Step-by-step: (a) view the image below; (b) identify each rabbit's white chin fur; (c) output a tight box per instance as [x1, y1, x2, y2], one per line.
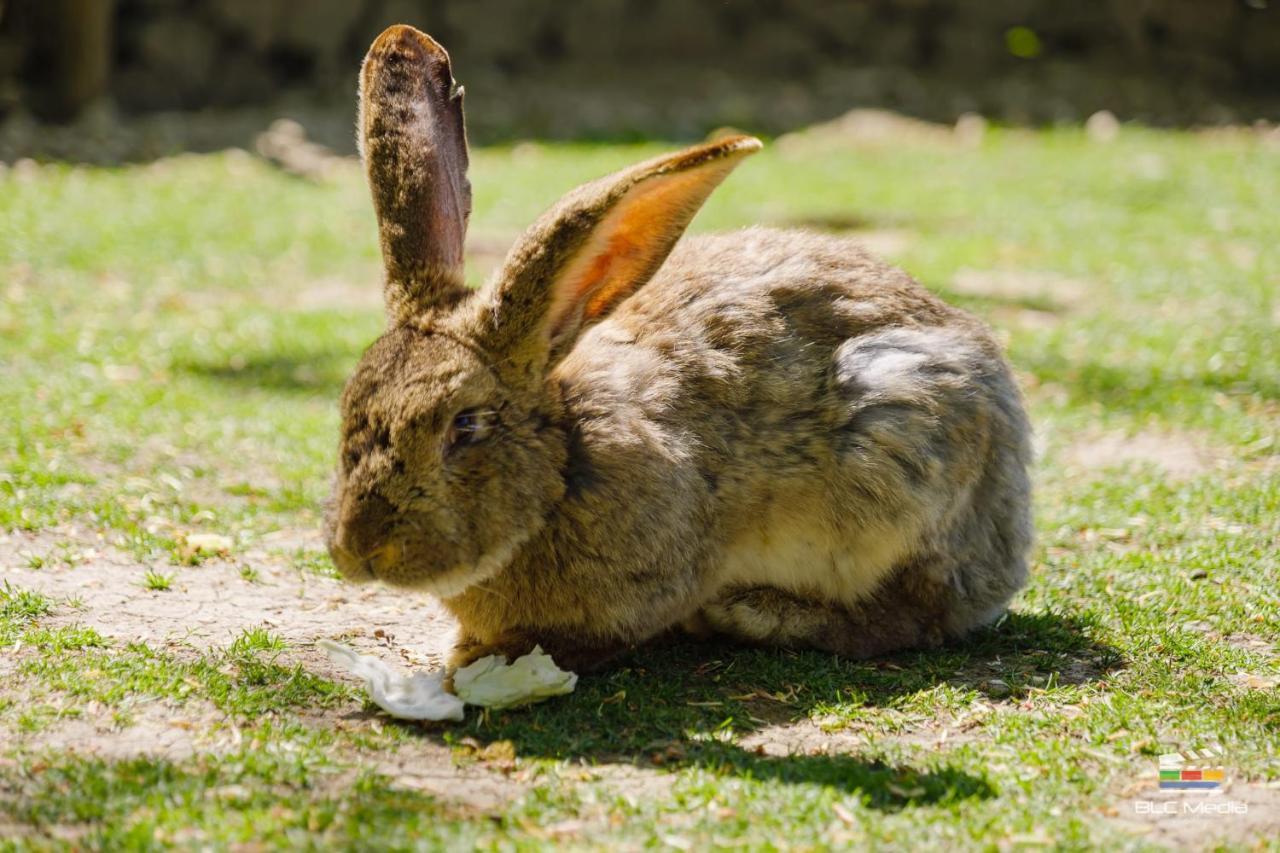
[419, 534, 529, 599]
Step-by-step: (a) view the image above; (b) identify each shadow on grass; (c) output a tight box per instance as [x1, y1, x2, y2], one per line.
[766, 207, 922, 233]
[773, 212, 884, 232]
[930, 286, 1066, 315]
[179, 353, 354, 395]
[379, 610, 1120, 808]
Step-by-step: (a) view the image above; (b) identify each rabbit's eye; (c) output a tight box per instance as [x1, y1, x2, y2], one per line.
[445, 408, 498, 451]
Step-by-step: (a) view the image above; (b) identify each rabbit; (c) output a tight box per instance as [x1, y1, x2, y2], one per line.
[325, 25, 1034, 674]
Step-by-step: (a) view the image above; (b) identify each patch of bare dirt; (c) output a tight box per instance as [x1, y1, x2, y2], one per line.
[776, 109, 981, 152]
[5, 697, 225, 762]
[289, 277, 383, 312]
[948, 268, 1091, 311]
[740, 699, 1009, 759]
[254, 119, 351, 182]
[1222, 633, 1279, 661]
[281, 232, 517, 309]
[463, 231, 520, 281]
[845, 229, 915, 258]
[1106, 781, 1280, 850]
[367, 746, 531, 812]
[934, 268, 1098, 333]
[1180, 624, 1279, 668]
[739, 718, 926, 758]
[0, 526, 688, 814]
[1194, 122, 1280, 150]
[0, 528, 458, 665]
[1061, 429, 1223, 480]
[755, 208, 919, 262]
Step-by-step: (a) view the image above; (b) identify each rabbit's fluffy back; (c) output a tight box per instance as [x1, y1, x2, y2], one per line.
[446, 226, 1032, 648]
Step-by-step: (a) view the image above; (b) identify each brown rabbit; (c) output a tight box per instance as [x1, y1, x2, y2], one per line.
[325, 25, 1034, 673]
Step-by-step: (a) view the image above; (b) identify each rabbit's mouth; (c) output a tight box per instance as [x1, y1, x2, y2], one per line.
[417, 532, 529, 599]
[331, 522, 535, 596]
[329, 541, 391, 584]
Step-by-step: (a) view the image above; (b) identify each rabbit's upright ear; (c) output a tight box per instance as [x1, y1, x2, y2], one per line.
[360, 26, 471, 322]
[480, 136, 761, 371]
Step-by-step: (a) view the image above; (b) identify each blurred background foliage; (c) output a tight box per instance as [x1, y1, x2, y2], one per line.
[1, 0, 1279, 162]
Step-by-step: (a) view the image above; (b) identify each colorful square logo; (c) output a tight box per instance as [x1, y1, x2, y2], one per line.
[1158, 750, 1226, 791]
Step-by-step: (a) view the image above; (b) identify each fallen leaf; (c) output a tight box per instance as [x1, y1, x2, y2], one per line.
[1228, 672, 1279, 691]
[479, 740, 516, 765]
[183, 533, 232, 554]
[888, 783, 926, 799]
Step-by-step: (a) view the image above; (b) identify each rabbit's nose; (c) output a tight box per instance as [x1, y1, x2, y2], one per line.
[330, 543, 374, 582]
[334, 492, 396, 563]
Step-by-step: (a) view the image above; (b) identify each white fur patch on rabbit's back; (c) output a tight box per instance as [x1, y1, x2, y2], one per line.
[706, 324, 1000, 613]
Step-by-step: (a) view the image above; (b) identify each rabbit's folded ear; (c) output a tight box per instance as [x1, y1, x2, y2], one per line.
[360, 26, 471, 322]
[479, 135, 761, 370]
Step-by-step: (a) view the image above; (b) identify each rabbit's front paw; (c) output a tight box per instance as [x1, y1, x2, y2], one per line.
[447, 632, 536, 670]
[448, 630, 626, 674]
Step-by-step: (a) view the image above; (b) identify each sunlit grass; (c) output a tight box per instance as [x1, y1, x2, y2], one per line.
[0, 126, 1276, 848]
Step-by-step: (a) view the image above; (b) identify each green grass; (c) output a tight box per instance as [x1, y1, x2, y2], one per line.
[12, 623, 352, 726]
[1, 125, 1277, 849]
[141, 569, 173, 591]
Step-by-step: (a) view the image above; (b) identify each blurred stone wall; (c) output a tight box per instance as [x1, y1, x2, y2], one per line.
[3, 0, 1278, 141]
